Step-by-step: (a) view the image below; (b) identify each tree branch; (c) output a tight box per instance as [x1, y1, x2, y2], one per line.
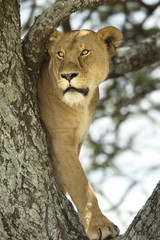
[22, 0, 115, 75]
[22, 0, 160, 79]
[109, 32, 160, 78]
[114, 181, 160, 240]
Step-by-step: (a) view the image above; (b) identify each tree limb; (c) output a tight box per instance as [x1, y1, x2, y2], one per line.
[22, 0, 115, 75]
[114, 181, 160, 240]
[22, 0, 160, 79]
[109, 32, 160, 78]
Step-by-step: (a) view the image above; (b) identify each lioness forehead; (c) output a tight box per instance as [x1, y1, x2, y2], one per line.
[73, 29, 93, 36]
[57, 30, 97, 49]
[64, 29, 93, 37]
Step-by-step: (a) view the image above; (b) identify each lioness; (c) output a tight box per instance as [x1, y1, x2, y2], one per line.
[38, 26, 122, 239]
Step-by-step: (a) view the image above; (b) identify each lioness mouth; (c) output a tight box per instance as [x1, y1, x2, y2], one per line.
[63, 87, 89, 96]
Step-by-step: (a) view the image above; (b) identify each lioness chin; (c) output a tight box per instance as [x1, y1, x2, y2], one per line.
[38, 26, 122, 240]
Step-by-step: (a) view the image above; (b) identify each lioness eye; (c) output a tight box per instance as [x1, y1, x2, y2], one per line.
[81, 49, 90, 56]
[57, 51, 64, 59]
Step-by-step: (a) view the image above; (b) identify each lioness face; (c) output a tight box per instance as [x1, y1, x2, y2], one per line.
[47, 27, 122, 106]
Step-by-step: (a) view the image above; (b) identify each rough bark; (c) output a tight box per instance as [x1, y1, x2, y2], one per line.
[0, 0, 160, 240]
[114, 181, 160, 240]
[109, 32, 160, 78]
[0, 0, 87, 239]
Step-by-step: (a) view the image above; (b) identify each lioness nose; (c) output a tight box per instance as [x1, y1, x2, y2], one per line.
[61, 73, 79, 82]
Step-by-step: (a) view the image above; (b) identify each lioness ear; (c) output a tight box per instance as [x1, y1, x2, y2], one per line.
[46, 30, 63, 50]
[97, 26, 122, 56]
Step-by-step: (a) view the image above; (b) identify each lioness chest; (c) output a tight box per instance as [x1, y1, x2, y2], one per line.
[74, 107, 92, 146]
[54, 102, 93, 151]
[38, 76, 96, 154]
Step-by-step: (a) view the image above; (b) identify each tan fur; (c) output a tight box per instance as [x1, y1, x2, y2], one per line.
[38, 26, 122, 240]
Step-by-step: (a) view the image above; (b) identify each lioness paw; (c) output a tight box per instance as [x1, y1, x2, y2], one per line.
[86, 216, 119, 240]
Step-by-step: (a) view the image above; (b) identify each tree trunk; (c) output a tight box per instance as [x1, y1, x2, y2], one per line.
[0, 1, 87, 239]
[0, 0, 160, 239]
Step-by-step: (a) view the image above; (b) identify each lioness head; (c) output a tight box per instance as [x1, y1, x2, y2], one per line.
[47, 27, 122, 106]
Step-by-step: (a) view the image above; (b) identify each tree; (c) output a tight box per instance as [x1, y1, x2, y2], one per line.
[0, 0, 160, 239]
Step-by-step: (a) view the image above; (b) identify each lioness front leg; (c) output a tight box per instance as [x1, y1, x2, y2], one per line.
[81, 213, 119, 240]
[52, 141, 119, 240]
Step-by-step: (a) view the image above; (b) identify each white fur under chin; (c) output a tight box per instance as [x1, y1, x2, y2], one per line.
[62, 92, 85, 107]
